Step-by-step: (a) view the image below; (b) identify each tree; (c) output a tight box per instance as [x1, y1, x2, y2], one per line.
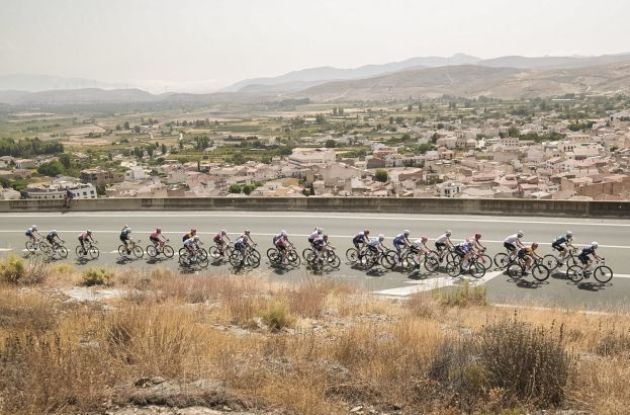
[59, 153, 72, 169]
[231, 153, 246, 165]
[123, 121, 130, 130]
[133, 125, 141, 134]
[242, 184, 254, 195]
[315, 114, 326, 124]
[228, 184, 242, 193]
[374, 169, 388, 183]
[325, 139, 336, 148]
[161, 143, 167, 155]
[37, 160, 64, 177]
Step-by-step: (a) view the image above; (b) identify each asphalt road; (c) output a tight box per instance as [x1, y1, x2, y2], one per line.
[1, 210, 630, 311]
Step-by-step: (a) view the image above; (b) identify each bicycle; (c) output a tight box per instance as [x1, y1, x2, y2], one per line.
[445, 251, 486, 279]
[566, 259, 613, 284]
[146, 239, 174, 258]
[179, 245, 209, 269]
[179, 243, 207, 261]
[506, 256, 550, 282]
[46, 240, 68, 259]
[542, 248, 579, 271]
[345, 244, 366, 264]
[229, 245, 261, 268]
[118, 239, 144, 259]
[360, 247, 395, 270]
[208, 243, 233, 262]
[25, 238, 47, 255]
[493, 247, 522, 269]
[405, 248, 440, 272]
[268, 247, 301, 268]
[305, 246, 341, 270]
[75, 241, 100, 259]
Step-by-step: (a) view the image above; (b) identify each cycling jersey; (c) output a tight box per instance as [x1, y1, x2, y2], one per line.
[213, 233, 224, 244]
[367, 238, 382, 248]
[393, 234, 407, 245]
[183, 238, 196, 248]
[517, 246, 536, 259]
[25, 228, 35, 237]
[47, 231, 58, 239]
[435, 234, 449, 244]
[120, 228, 131, 240]
[312, 236, 326, 250]
[454, 242, 472, 256]
[150, 232, 160, 241]
[78, 232, 91, 241]
[503, 234, 520, 245]
[308, 231, 319, 243]
[182, 232, 193, 242]
[353, 232, 367, 246]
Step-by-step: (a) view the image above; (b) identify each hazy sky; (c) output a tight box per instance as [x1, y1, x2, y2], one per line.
[1, 0, 629, 91]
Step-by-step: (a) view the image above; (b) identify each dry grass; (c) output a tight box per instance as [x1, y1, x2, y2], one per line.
[0, 265, 630, 414]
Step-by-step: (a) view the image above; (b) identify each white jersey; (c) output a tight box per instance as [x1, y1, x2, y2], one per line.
[435, 234, 449, 244]
[504, 234, 520, 244]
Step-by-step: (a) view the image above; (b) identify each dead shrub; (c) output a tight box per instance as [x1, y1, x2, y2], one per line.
[258, 298, 295, 331]
[81, 268, 114, 287]
[434, 282, 487, 307]
[407, 292, 437, 318]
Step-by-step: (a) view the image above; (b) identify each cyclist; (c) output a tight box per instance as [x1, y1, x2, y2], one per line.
[578, 242, 604, 273]
[78, 230, 95, 255]
[551, 231, 575, 263]
[454, 239, 474, 269]
[411, 236, 430, 254]
[352, 229, 370, 250]
[234, 230, 256, 255]
[393, 230, 411, 261]
[435, 230, 452, 252]
[120, 224, 132, 254]
[516, 242, 542, 274]
[150, 228, 167, 249]
[184, 235, 201, 255]
[213, 230, 231, 256]
[470, 233, 487, 254]
[366, 234, 386, 255]
[503, 231, 525, 260]
[25, 225, 40, 244]
[46, 229, 64, 249]
[273, 230, 292, 260]
[182, 228, 197, 243]
[307, 228, 322, 246]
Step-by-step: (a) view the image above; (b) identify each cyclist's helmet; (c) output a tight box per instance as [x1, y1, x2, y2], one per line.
[403, 230, 410, 236]
[32, 225, 37, 230]
[591, 241, 599, 249]
[445, 229, 452, 236]
[156, 228, 162, 234]
[221, 229, 227, 236]
[378, 234, 385, 241]
[317, 228, 323, 235]
[51, 229, 57, 234]
[474, 233, 482, 240]
[86, 230, 92, 235]
[566, 230, 573, 238]
[364, 229, 370, 235]
[193, 235, 200, 241]
[281, 230, 287, 237]
[323, 235, 329, 241]
[517, 231, 524, 238]
[421, 236, 428, 243]
[532, 242, 539, 249]
[191, 228, 197, 234]
[244, 230, 250, 235]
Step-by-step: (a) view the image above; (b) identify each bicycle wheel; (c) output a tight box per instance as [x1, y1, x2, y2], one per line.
[532, 264, 550, 282]
[179, 251, 190, 266]
[594, 265, 613, 283]
[493, 253, 510, 269]
[39, 243, 52, 255]
[288, 250, 301, 267]
[478, 254, 492, 270]
[75, 245, 85, 257]
[132, 245, 144, 258]
[302, 248, 313, 260]
[88, 246, 100, 259]
[346, 248, 358, 263]
[209, 246, 223, 259]
[405, 252, 419, 268]
[380, 252, 397, 269]
[507, 263, 524, 280]
[327, 253, 341, 268]
[163, 245, 174, 258]
[178, 247, 186, 257]
[247, 252, 261, 268]
[445, 261, 461, 277]
[146, 245, 157, 258]
[268, 250, 281, 265]
[424, 255, 440, 272]
[542, 255, 559, 271]
[229, 251, 243, 267]
[118, 245, 128, 257]
[566, 265, 584, 282]
[250, 249, 261, 263]
[469, 261, 486, 279]
[57, 246, 68, 259]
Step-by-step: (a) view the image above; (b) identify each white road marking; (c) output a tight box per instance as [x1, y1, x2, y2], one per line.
[0, 248, 13, 252]
[1, 211, 629, 228]
[374, 271, 503, 297]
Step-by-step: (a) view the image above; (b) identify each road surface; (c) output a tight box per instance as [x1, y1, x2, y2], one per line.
[1, 210, 629, 311]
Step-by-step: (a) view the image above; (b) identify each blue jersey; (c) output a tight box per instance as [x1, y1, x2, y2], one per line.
[554, 236, 568, 245]
[393, 234, 407, 245]
[47, 231, 58, 239]
[353, 232, 367, 244]
[456, 242, 472, 253]
[25, 227, 35, 236]
[580, 247, 596, 257]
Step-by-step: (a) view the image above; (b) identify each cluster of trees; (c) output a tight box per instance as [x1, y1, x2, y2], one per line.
[0, 137, 63, 157]
[228, 182, 261, 195]
[36, 153, 77, 177]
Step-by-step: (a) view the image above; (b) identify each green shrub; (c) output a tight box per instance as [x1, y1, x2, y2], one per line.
[81, 268, 113, 287]
[258, 299, 295, 331]
[0, 255, 26, 284]
[434, 282, 487, 307]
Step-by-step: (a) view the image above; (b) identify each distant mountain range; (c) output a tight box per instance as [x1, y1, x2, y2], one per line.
[2, 52, 630, 106]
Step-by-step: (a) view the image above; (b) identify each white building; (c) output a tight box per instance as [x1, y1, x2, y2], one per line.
[125, 166, 146, 181]
[436, 181, 463, 198]
[24, 183, 97, 200]
[289, 148, 336, 164]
